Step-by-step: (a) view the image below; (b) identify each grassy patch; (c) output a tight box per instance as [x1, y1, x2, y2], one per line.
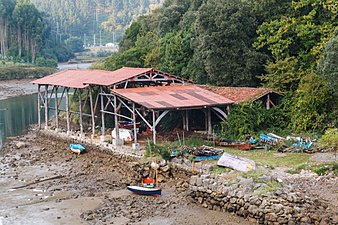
[0, 62, 55, 80]
[257, 180, 283, 195]
[242, 169, 268, 183]
[288, 162, 338, 175]
[222, 148, 311, 169]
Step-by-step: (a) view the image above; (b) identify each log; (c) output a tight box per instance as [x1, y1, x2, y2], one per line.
[11, 175, 64, 190]
[217, 153, 256, 172]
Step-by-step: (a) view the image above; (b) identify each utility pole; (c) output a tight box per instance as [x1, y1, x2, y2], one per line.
[99, 30, 102, 46]
[93, 34, 96, 46]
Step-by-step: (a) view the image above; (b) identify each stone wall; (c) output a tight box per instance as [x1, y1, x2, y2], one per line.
[189, 174, 337, 225]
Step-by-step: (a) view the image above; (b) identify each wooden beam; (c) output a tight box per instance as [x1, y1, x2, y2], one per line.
[207, 107, 212, 135]
[152, 110, 156, 145]
[66, 88, 70, 134]
[55, 86, 59, 130]
[133, 103, 137, 143]
[100, 87, 105, 137]
[78, 89, 84, 138]
[44, 85, 48, 130]
[37, 85, 41, 129]
[89, 86, 95, 137]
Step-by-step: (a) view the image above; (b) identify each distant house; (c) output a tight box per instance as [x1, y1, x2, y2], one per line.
[105, 43, 115, 47]
[199, 85, 282, 109]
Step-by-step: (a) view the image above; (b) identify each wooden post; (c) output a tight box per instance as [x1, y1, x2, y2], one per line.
[133, 103, 137, 143]
[78, 89, 84, 138]
[89, 86, 95, 137]
[182, 112, 186, 130]
[55, 86, 59, 131]
[155, 159, 158, 188]
[152, 110, 156, 145]
[266, 94, 271, 109]
[185, 110, 189, 131]
[204, 109, 208, 132]
[100, 86, 105, 140]
[44, 85, 48, 130]
[37, 85, 41, 129]
[66, 88, 70, 135]
[207, 107, 212, 135]
[114, 91, 120, 142]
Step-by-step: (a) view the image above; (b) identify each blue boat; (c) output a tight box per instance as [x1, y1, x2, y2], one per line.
[127, 186, 162, 196]
[195, 155, 222, 162]
[70, 144, 86, 155]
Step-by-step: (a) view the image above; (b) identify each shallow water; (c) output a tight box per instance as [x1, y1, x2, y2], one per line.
[0, 94, 58, 154]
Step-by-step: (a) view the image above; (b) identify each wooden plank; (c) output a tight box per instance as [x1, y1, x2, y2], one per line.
[217, 152, 256, 172]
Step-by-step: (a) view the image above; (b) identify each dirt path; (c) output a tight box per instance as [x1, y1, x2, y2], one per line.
[0, 129, 253, 225]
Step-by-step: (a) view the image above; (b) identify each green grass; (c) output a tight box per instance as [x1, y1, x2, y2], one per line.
[288, 162, 338, 175]
[222, 148, 311, 169]
[0, 62, 56, 80]
[257, 180, 283, 195]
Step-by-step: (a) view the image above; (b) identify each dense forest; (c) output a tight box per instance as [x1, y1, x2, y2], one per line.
[0, 0, 164, 63]
[30, 0, 164, 45]
[98, 0, 338, 135]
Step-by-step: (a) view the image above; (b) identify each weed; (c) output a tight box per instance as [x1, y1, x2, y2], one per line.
[257, 180, 283, 195]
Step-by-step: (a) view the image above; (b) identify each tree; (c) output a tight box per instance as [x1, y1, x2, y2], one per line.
[194, 0, 267, 86]
[65, 36, 84, 53]
[318, 29, 338, 97]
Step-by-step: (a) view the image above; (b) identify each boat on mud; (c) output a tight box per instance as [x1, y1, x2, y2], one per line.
[127, 186, 161, 196]
[70, 144, 86, 155]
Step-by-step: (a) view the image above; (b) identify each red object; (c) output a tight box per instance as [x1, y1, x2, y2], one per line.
[111, 85, 233, 110]
[142, 177, 155, 184]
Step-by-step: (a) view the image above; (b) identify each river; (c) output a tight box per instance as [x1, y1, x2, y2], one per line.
[0, 62, 91, 153]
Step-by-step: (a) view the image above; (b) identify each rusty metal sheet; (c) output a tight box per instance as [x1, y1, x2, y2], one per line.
[198, 85, 280, 103]
[84, 67, 153, 86]
[111, 85, 234, 110]
[31, 69, 113, 89]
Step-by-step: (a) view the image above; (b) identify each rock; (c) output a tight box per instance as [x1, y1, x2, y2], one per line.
[161, 165, 170, 172]
[16, 142, 27, 149]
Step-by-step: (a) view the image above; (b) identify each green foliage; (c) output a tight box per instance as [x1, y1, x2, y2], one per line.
[35, 57, 57, 68]
[289, 162, 338, 176]
[222, 102, 289, 139]
[318, 29, 338, 97]
[65, 37, 84, 53]
[318, 128, 338, 154]
[0, 63, 55, 80]
[290, 72, 334, 132]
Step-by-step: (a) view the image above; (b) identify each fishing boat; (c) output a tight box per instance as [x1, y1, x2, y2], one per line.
[127, 186, 161, 195]
[70, 144, 86, 155]
[118, 121, 140, 132]
[127, 161, 162, 196]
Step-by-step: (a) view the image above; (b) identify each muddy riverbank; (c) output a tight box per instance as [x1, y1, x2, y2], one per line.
[0, 128, 252, 225]
[0, 79, 37, 100]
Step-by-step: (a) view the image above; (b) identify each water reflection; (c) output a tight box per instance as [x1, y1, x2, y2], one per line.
[0, 94, 58, 154]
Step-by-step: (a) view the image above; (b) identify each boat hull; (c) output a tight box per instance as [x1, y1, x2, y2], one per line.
[127, 186, 161, 196]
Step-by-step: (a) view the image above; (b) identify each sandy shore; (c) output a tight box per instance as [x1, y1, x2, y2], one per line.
[0, 79, 37, 100]
[0, 129, 253, 225]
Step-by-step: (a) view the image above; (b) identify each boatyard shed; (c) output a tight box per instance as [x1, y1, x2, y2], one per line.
[32, 67, 233, 145]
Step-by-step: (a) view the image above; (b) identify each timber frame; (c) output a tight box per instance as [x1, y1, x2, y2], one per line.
[35, 67, 231, 146]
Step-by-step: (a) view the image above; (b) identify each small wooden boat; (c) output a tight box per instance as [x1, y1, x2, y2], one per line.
[70, 144, 86, 155]
[127, 186, 161, 196]
[118, 121, 140, 132]
[218, 142, 250, 151]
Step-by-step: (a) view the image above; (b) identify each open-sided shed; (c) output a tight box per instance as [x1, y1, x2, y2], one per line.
[32, 67, 233, 145]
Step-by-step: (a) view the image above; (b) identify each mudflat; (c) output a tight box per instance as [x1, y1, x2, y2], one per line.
[0, 129, 253, 225]
[0, 79, 37, 100]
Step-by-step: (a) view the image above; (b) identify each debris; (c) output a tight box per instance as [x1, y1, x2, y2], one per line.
[217, 152, 256, 172]
[11, 175, 64, 189]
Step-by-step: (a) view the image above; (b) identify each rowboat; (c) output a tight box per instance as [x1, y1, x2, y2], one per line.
[218, 142, 251, 151]
[70, 144, 85, 155]
[127, 186, 161, 195]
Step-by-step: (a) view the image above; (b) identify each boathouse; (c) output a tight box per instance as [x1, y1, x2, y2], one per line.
[31, 67, 233, 145]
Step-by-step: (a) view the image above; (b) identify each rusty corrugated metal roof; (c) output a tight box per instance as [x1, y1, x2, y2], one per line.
[84, 67, 153, 86]
[31, 69, 113, 88]
[198, 85, 281, 103]
[111, 85, 234, 110]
